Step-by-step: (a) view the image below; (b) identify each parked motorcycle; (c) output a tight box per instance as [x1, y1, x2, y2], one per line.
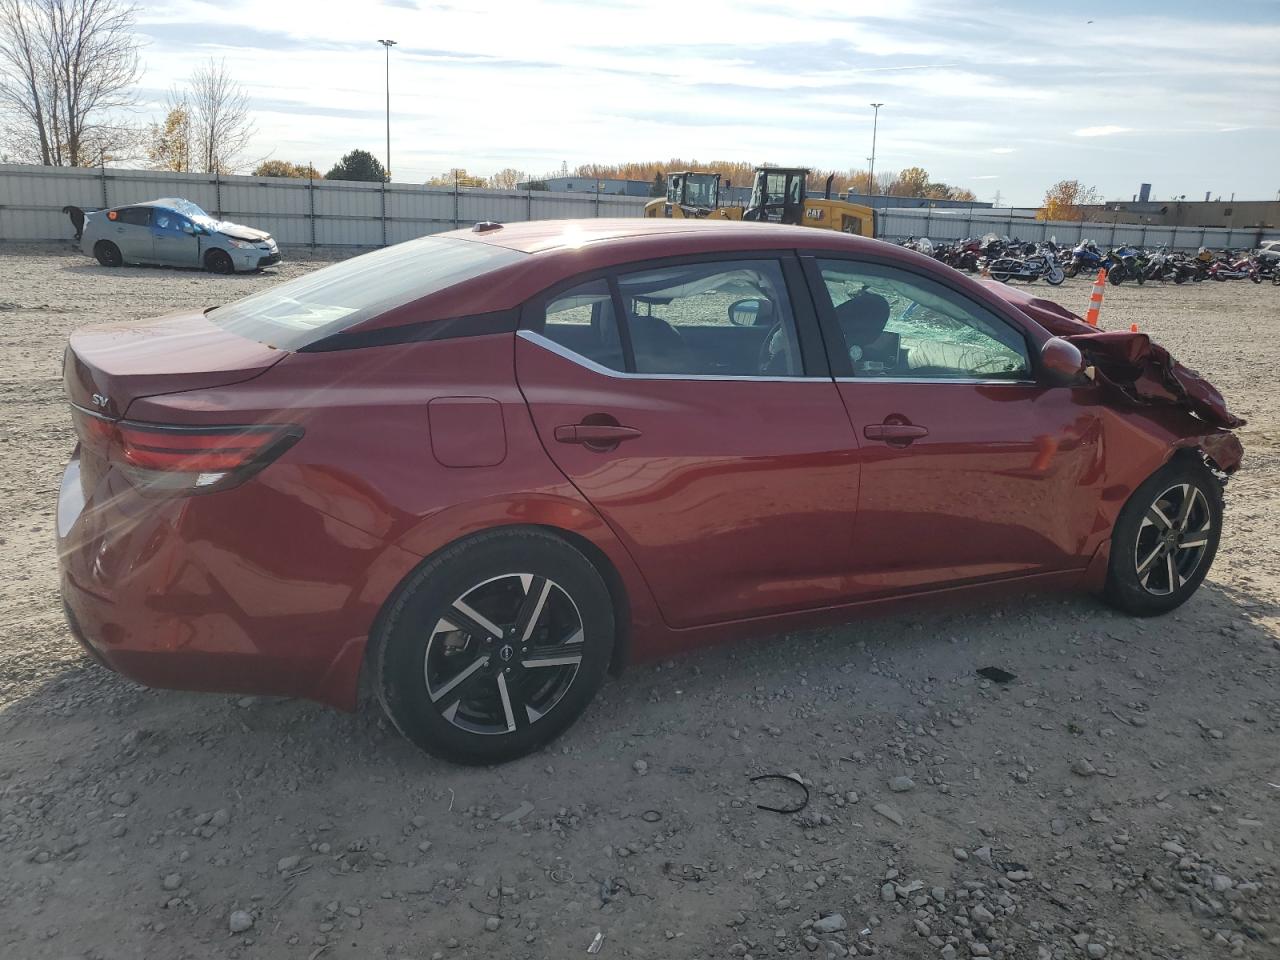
[1106, 246, 1146, 285]
[1067, 240, 1106, 278]
[987, 244, 1066, 285]
[1209, 256, 1262, 283]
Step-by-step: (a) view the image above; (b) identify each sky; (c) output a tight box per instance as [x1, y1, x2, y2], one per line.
[128, 0, 1280, 206]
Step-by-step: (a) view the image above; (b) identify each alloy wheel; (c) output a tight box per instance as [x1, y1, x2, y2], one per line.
[1133, 483, 1213, 596]
[424, 574, 584, 735]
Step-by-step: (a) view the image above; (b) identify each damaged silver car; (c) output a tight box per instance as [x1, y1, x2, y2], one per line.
[80, 198, 281, 274]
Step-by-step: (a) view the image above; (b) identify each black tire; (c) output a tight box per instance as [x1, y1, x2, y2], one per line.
[94, 241, 122, 267]
[1066, 263, 1080, 278]
[205, 249, 235, 274]
[1104, 458, 1222, 617]
[371, 528, 615, 765]
[1109, 269, 1124, 285]
[991, 271, 1011, 283]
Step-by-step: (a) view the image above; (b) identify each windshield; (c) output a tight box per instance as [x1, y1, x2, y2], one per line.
[208, 236, 525, 349]
[158, 198, 218, 229]
[750, 172, 790, 209]
[685, 175, 718, 209]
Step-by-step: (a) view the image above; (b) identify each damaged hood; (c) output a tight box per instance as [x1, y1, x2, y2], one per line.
[980, 281, 1245, 436]
[214, 221, 272, 242]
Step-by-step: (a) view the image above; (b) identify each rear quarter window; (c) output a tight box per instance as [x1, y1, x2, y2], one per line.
[207, 237, 525, 350]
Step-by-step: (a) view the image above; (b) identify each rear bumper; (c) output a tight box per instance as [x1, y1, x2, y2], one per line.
[55, 449, 399, 710]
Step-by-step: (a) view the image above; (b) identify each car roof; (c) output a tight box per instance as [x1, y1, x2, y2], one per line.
[438, 218, 879, 256]
[120, 198, 195, 210]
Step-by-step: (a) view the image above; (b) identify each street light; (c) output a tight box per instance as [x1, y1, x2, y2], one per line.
[377, 39, 397, 181]
[868, 103, 884, 197]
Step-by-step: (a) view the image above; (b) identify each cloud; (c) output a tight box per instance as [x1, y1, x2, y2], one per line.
[1074, 125, 1134, 137]
[991, 148, 1016, 154]
[971, 175, 999, 180]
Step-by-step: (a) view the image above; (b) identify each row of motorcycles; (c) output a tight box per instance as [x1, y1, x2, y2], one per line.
[899, 234, 1279, 286]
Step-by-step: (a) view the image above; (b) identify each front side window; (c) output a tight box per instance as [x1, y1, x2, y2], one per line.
[817, 259, 1030, 380]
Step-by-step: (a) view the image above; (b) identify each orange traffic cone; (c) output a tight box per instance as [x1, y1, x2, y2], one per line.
[1084, 268, 1107, 327]
[1130, 323, 1138, 333]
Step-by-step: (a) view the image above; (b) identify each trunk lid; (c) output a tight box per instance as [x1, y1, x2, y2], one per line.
[64, 309, 287, 420]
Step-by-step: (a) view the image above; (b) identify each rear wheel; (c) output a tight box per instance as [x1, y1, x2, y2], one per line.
[205, 249, 235, 274]
[372, 529, 615, 764]
[1104, 459, 1222, 617]
[94, 241, 122, 267]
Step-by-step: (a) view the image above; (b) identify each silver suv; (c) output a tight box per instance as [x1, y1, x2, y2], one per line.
[81, 198, 281, 273]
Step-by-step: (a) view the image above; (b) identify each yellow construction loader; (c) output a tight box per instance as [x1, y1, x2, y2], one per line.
[645, 167, 875, 237]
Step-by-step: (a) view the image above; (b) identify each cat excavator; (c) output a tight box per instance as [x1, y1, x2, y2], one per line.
[644, 166, 875, 238]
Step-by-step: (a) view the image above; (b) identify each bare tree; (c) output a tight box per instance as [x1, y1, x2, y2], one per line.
[0, 0, 140, 165]
[188, 58, 254, 174]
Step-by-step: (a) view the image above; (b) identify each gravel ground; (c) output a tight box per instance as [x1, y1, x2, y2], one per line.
[1, 242, 1278, 960]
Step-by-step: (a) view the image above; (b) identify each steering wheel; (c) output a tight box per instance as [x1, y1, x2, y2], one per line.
[757, 321, 795, 375]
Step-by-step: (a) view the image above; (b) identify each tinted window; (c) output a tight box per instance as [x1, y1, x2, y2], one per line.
[117, 207, 152, 226]
[208, 237, 525, 350]
[616, 260, 802, 376]
[153, 211, 192, 233]
[817, 260, 1029, 380]
[543, 280, 624, 371]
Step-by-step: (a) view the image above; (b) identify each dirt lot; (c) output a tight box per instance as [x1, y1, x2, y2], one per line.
[1, 242, 1278, 960]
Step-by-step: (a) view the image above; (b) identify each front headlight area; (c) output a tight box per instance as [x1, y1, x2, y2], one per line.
[226, 238, 257, 250]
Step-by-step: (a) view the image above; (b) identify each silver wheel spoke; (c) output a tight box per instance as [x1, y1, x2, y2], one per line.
[496, 672, 516, 733]
[445, 600, 504, 640]
[522, 651, 583, 669]
[1136, 543, 1164, 576]
[1179, 534, 1209, 550]
[1145, 504, 1174, 531]
[430, 655, 488, 703]
[1165, 551, 1178, 592]
[1173, 484, 1194, 529]
[516, 577, 552, 643]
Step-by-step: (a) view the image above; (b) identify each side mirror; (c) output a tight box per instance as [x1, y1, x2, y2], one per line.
[1040, 337, 1086, 386]
[728, 297, 764, 326]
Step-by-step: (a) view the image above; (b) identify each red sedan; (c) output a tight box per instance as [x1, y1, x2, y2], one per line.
[58, 220, 1243, 764]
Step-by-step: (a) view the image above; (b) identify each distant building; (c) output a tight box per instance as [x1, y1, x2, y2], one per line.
[1081, 197, 1278, 230]
[845, 193, 995, 211]
[518, 176, 653, 197]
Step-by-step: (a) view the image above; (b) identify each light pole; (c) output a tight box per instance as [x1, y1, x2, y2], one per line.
[868, 103, 884, 197]
[377, 39, 396, 181]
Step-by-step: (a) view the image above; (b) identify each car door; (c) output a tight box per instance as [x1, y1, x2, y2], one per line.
[151, 209, 201, 266]
[111, 206, 154, 262]
[516, 253, 860, 629]
[805, 255, 1104, 596]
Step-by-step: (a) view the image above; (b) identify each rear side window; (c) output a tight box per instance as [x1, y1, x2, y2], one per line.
[117, 207, 152, 226]
[208, 237, 524, 350]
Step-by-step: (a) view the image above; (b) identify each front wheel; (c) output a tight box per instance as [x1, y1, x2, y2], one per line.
[1109, 268, 1125, 285]
[1104, 459, 1222, 617]
[204, 249, 235, 274]
[1045, 266, 1066, 286]
[372, 529, 615, 764]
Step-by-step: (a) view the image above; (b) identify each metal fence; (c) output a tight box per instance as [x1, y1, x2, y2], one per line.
[4, 163, 1275, 253]
[874, 207, 1277, 253]
[0, 163, 650, 245]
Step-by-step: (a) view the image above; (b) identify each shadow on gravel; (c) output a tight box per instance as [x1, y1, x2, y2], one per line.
[3, 579, 1274, 771]
[57, 263, 280, 280]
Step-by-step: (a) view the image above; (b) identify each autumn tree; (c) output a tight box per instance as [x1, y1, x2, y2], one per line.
[486, 167, 526, 189]
[426, 168, 485, 187]
[325, 149, 385, 182]
[188, 58, 254, 173]
[1039, 179, 1101, 221]
[147, 94, 192, 172]
[254, 159, 319, 178]
[0, 0, 141, 166]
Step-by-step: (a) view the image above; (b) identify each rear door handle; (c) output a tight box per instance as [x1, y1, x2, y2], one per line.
[554, 424, 642, 445]
[864, 423, 929, 443]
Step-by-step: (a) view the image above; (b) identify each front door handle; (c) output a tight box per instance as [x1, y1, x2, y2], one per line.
[864, 423, 929, 444]
[554, 423, 642, 445]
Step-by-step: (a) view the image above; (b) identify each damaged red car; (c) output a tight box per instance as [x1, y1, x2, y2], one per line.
[57, 220, 1243, 763]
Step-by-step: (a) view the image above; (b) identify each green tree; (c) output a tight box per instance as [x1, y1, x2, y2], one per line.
[325, 149, 386, 182]
[254, 159, 319, 178]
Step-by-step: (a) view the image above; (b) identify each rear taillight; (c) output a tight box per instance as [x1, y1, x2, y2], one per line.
[71, 406, 301, 495]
